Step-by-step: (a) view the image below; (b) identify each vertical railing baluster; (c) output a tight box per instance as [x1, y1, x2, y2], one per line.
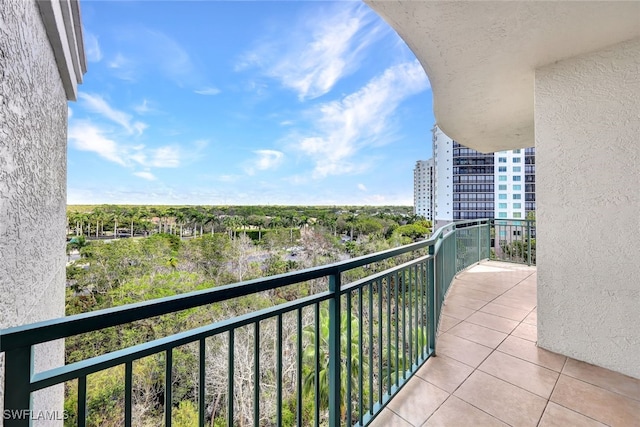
[358, 287, 363, 425]
[276, 314, 283, 427]
[408, 267, 413, 370]
[527, 220, 532, 266]
[420, 261, 426, 358]
[429, 245, 438, 356]
[386, 274, 391, 395]
[414, 264, 420, 365]
[346, 291, 353, 425]
[228, 329, 235, 427]
[478, 222, 481, 263]
[124, 362, 132, 427]
[394, 271, 399, 386]
[165, 349, 173, 427]
[254, 322, 260, 427]
[199, 339, 205, 427]
[314, 304, 320, 427]
[4, 346, 31, 427]
[78, 375, 87, 427]
[368, 281, 374, 415]
[401, 270, 406, 378]
[377, 278, 383, 404]
[328, 272, 342, 427]
[296, 308, 303, 427]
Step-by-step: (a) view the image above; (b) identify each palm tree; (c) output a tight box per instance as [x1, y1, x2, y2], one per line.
[302, 308, 368, 419]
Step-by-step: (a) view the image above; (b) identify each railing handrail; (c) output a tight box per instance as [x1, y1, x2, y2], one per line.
[0, 218, 487, 352]
[29, 253, 437, 394]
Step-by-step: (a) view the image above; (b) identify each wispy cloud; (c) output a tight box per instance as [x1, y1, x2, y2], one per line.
[290, 60, 429, 178]
[79, 93, 147, 135]
[68, 121, 127, 166]
[133, 171, 157, 181]
[134, 99, 153, 115]
[109, 27, 214, 90]
[244, 149, 284, 175]
[195, 87, 221, 96]
[358, 183, 367, 192]
[236, 3, 386, 101]
[68, 121, 197, 172]
[84, 32, 102, 63]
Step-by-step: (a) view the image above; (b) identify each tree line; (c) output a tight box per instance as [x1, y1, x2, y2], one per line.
[64, 205, 433, 426]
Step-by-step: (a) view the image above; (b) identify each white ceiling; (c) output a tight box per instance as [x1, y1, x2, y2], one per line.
[365, 1, 640, 152]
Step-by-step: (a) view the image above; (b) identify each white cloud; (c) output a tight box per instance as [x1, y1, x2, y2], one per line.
[68, 121, 185, 170]
[68, 106, 73, 118]
[78, 93, 147, 135]
[108, 53, 128, 69]
[237, 3, 386, 100]
[108, 53, 137, 81]
[84, 32, 102, 62]
[134, 99, 152, 115]
[112, 28, 206, 88]
[358, 183, 367, 192]
[68, 121, 127, 166]
[148, 146, 181, 168]
[133, 171, 157, 181]
[195, 87, 221, 96]
[290, 60, 429, 178]
[245, 149, 284, 175]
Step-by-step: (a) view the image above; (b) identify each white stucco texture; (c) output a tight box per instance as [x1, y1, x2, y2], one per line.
[365, 1, 640, 153]
[535, 38, 640, 380]
[0, 0, 79, 423]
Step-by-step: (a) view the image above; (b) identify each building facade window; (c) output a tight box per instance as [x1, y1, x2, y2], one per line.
[513, 176, 521, 181]
[498, 166, 507, 172]
[513, 212, 522, 218]
[513, 158, 521, 163]
[513, 185, 521, 190]
[513, 166, 521, 172]
[499, 203, 507, 209]
[498, 157, 507, 163]
[499, 175, 507, 181]
[499, 194, 507, 200]
[513, 203, 522, 209]
[513, 194, 521, 199]
[498, 184, 507, 190]
[498, 212, 507, 218]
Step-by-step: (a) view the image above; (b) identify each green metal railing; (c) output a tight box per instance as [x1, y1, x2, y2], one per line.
[491, 219, 536, 266]
[1, 219, 491, 427]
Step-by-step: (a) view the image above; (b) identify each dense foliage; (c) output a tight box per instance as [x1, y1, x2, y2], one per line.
[64, 205, 431, 426]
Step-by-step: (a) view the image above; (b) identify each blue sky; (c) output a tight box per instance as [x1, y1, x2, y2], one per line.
[68, 1, 435, 206]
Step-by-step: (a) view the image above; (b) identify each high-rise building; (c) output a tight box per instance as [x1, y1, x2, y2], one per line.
[430, 125, 535, 228]
[432, 125, 453, 226]
[413, 159, 434, 219]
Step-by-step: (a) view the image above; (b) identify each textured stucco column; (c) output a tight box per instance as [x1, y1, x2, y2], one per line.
[1, 0, 85, 424]
[535, 38, 640, 379]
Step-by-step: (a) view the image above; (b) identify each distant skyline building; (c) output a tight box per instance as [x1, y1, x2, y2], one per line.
[416, 125, 535, 228]
[413, 159, 434, 219]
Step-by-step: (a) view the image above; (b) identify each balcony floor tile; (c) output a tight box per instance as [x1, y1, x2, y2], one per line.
[371, 261, 640, 427]
[423, 396, 508, 427]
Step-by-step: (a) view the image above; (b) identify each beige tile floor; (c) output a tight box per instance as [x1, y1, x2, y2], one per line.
[370, 261, 640, 427]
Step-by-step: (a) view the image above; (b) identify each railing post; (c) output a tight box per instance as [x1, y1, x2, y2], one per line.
[427, 248, 436, 356]
[527, 220, 532, 266]
[328, 272, 341, 427]
[3, 346, 32, 427]
[487, 220, 492, 259]
[477, 222, 481, 263]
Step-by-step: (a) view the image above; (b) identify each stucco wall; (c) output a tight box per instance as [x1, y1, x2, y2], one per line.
[1, 0, 69, 423]
[535, 38, 640, 379]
